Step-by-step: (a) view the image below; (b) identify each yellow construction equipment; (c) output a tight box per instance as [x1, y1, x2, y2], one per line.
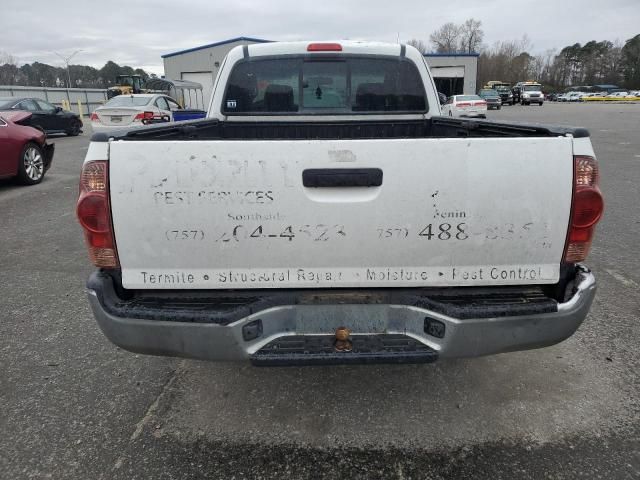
[107, 75, 145, 99]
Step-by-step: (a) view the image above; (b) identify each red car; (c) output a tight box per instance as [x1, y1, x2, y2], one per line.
[0, 111, 54, 184]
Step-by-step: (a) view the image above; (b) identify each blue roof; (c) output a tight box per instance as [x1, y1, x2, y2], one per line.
[424, 52, 480, 57]
[162, 37, 271, 58]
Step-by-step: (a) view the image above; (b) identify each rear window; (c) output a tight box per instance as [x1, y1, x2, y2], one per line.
[456, 95, 481, 101]
[105, 96, 152, 107]
[222, 56, 427, 114]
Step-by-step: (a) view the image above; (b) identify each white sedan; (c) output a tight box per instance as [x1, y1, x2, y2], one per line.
[441, 95, 487, 118]
[90, 94, 182, 132]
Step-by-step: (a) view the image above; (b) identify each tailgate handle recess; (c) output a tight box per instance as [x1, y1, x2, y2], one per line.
[302, 168, 383, 188]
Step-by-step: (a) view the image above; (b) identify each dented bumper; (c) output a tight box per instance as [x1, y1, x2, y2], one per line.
[86, 267, 596, 365]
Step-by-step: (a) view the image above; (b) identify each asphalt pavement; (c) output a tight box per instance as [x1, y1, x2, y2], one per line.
[1, 103, 639, 479]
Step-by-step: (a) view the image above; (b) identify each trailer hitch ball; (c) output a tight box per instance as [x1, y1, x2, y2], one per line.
[334, 326, 353, 352]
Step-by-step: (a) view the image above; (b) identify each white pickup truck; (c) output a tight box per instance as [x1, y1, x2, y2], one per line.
[78, 41, 603, 365]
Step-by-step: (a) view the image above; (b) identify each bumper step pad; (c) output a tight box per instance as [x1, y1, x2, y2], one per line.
[250, 334, 438, 366]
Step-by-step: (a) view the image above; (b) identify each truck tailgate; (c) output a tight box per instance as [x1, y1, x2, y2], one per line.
[109, 137, 573, 289]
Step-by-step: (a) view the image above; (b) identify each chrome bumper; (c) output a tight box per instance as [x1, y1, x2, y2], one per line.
[87, 269, 596, 364]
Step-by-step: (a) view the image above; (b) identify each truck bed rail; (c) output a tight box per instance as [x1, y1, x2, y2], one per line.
[90, 117, 589, 142]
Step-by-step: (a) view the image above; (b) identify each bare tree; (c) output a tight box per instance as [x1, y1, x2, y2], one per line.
[459, 19, 484, 54]
[407, 39, 428, 53]
[0, 51, 19, 85]
[519, 34, 533, 54]
[0, 51, 17, 66]
[606, 40, 624, 85]
[429, 22, 461, 53]
[478, 40, 529, 85]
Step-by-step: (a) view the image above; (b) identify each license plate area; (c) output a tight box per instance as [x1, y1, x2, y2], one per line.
[294, 304, 388, 334]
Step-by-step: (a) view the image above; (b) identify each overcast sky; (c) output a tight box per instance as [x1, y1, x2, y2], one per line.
[1, 0, 638, 75]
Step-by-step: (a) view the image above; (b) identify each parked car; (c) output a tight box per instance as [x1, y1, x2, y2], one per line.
[610, 91, 628, 97]
[567, 92, 584, 102]
[441, 95, 487, 118]
[477, 89, 502, 110]
[0, 110, 54, 184]
[609, 91, 634, 98]
[90, 94, 182, 133]
[78, 41, 603, 365]
[495, 86, 513, 105]
[0, 97, 83, 136]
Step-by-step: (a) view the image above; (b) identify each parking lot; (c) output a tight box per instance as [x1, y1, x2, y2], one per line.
[1, 102, 639, 479]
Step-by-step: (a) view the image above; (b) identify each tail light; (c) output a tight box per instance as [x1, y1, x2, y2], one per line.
[76, 161, 119, 268]
[474, 101, 487, 106]
[90, 112, 99, 122]
[307, 43, 342, 52]
[563, 156, 604, 262]
[457, 102, 471, 107]
[134, 111, 155, 121]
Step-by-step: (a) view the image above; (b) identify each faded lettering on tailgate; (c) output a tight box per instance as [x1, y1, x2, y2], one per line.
[109, 138, 572, 289]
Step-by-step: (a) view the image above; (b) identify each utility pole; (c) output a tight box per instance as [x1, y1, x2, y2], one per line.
[53, 50, 82, 88]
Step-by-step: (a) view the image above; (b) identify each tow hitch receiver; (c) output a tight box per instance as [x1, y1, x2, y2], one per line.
[334, 327, 352, 352]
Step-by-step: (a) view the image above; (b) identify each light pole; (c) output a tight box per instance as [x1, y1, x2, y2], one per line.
[53, 50, 82, 88]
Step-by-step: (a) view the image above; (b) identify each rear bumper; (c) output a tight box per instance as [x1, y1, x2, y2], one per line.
[459, 112, 486, 117]
[87, 268, 596, 365]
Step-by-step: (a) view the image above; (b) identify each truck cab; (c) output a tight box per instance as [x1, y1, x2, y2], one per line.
[513, 82, 544, 105]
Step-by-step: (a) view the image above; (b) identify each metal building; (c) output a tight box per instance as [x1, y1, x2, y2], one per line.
[162, 37, 479, 106]
[425, 53, 479, 97]
[162, 37, 270, 107]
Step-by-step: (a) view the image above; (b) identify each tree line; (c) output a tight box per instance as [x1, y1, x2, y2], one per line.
[2, 25, 639, 92]
[0, 53, 151, 89]
[408, 20, 640, 91]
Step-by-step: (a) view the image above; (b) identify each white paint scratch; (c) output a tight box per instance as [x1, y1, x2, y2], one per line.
[130, 360, 185, 441]
[605, 269, 640, 288]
